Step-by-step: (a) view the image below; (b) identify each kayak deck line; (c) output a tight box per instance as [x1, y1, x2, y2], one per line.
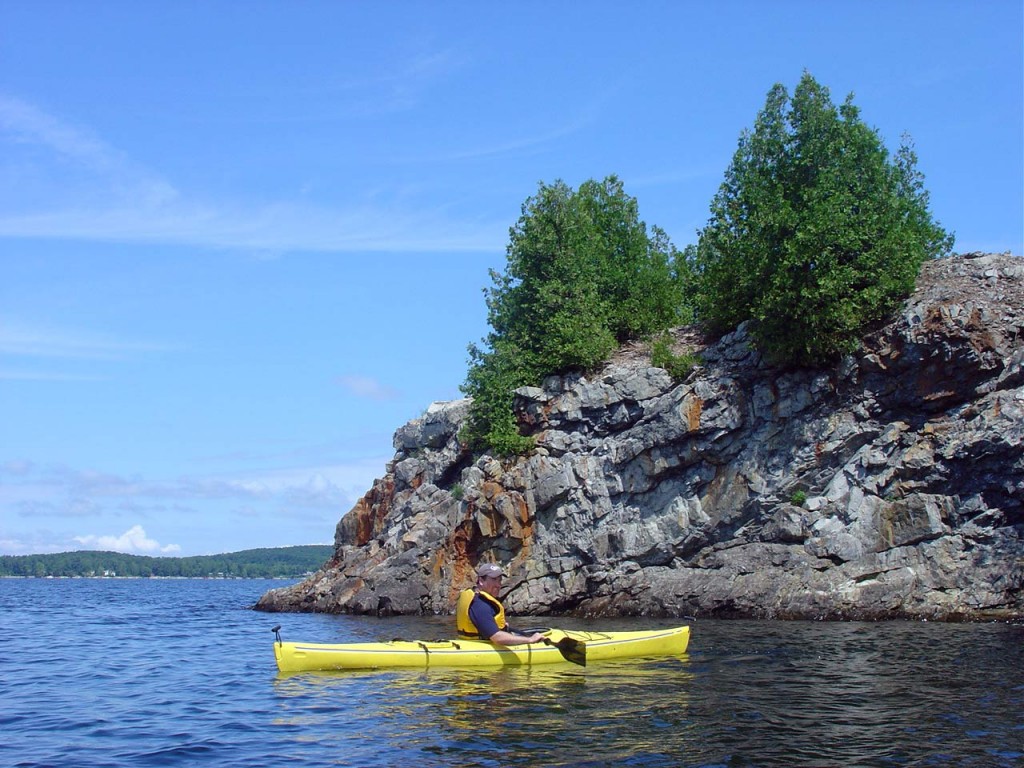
[573, 627, 682, 646]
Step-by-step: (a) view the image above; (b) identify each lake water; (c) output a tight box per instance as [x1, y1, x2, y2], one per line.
[2, 578, 1022, 767]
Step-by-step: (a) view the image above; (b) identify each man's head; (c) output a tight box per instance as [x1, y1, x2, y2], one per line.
[476, 562, 504, 598]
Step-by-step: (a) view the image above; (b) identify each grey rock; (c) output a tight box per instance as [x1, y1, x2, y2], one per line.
[257, 254, 1024, 621]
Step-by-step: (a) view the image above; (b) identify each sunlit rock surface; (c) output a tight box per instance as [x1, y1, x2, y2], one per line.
[257, 253, 1023, 620]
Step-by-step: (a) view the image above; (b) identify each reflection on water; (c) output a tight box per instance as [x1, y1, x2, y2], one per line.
[678, 620, 1024, 768]
[3, 580, 1022, 768]
[274, 658, 695, 767]
[271, 618, 1024, 768]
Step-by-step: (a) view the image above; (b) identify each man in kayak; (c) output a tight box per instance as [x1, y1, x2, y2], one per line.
[456, 563, 545, 647]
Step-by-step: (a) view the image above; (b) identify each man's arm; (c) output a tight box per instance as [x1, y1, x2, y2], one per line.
[488, 629, 545, 646]
[467, 599, 544, 646]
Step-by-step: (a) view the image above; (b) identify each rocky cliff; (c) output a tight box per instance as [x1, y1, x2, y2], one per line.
[257, 253, 1024, 620]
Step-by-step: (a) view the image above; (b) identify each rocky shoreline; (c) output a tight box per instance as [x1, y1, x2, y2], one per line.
[256, 253, 1023, 620]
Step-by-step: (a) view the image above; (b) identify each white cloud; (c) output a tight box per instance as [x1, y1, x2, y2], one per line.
[74, 524, 181, 554]
[336, 374, 400, 401]
[0, 457, 387, 556]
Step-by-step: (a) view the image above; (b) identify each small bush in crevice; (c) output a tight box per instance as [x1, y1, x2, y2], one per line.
[650, 333, 700, 382]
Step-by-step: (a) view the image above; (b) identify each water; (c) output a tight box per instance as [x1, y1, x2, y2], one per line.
[2, 579, 1022, 768]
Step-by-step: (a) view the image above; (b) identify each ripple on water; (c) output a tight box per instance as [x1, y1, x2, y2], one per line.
[4, 581, 1024, 768]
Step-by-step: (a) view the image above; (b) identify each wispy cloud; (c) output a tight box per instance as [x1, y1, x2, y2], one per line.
[0, 94, 503, 253]
[0, 368, 106, 382]
[0, 199, 503, 253]
[624, 165, 724, 189]
[384, 107, 596, 167]
[1, 94, 122, 172]
[0, 321, 168, 360]
[0, 444, 387, 553]
[168, 470, 354, 508]
[0, 320, 171, 382]
[426, 120, 589, 163]
[0, 94, 179, 207]
[336, 374, 400, 401]
[1, 458, 385, 516]
[328, 49, 463, 117]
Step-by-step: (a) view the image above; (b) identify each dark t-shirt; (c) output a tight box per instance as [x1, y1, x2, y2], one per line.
[467, 593, 504, 640]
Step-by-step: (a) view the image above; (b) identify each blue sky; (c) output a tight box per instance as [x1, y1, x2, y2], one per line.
[2, 1, 1021, 557]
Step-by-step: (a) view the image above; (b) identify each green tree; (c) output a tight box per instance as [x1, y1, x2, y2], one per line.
[695, 72, 953, 366]
[462, 175, 689, 454]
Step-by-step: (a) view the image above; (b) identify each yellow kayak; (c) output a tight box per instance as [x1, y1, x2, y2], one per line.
[271, 625, 689, 673]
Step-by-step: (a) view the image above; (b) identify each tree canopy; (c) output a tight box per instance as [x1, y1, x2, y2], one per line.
[693, 72, 953, 365]
[461, 175, 689, 454]
[460, 74, 954, 456]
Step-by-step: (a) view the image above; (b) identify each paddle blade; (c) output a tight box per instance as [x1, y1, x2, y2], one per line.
[546, 636, 586, 667]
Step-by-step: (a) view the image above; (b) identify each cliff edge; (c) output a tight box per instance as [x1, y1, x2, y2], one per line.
[257, 253, 1023, 620]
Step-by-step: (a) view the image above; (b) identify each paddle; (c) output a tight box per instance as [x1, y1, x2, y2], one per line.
[544, 636, 586, 667]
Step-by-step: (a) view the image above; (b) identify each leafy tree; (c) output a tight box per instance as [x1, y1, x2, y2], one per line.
[462, 175, 690, 454]
[695, 72, 953, 365]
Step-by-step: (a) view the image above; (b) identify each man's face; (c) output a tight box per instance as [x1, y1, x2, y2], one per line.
[479, 574, 502, 598]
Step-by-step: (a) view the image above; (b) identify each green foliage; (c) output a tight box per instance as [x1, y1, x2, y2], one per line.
[695, 72, 954, 366]
[451, 483, 465, 501]
[0, 545, 333, 578]
[790, 490, 808, 507]
[461, 176, 691, 454]
[650, 333, 700, 382]
[461, 337, 538, 456]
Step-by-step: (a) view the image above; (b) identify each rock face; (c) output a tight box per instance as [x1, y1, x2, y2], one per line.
[256, 254, 1024, 620]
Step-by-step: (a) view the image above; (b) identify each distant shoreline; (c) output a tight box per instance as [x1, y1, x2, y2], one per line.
[0, 574, 306, 580]
[0, 545, 332, 579]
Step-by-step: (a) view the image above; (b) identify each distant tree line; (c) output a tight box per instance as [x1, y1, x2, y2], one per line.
[461, 72, 953, 455]
[0, 545, 333, 578]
